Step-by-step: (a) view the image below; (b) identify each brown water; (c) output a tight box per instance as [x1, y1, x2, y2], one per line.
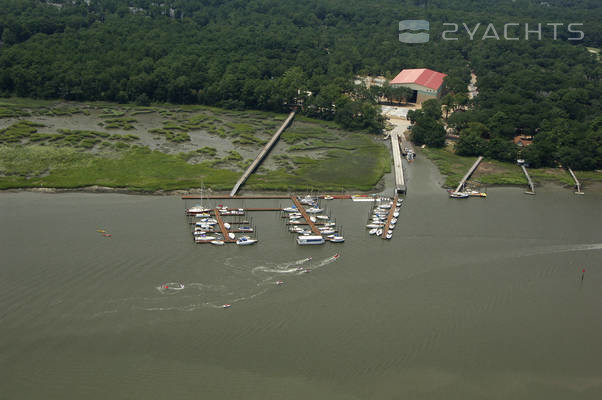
[1, 156, 601, 399]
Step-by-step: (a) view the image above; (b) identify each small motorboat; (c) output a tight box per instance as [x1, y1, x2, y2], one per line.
[236, 236, 258, 245]
[366, 223, 383, 229]
[333, 253, 341, 259]
[239, 226, 254, 232]
[327, 235, 344, 243]
[224, 223, 231, 229]
[316, 215, 329, 220]
[283, 206, 298, 212]
[386, 233, 393, 240]
[389, 224, 395, 230]
[310, 216, 317, 223]
[103, 233, 112, 237]
[323, 195, 334, 200]
[195, 235, 216, 242]
[376, 229, 383, 236]
[387, 229, 393, 234]
[450, 192, 469, 199]
[305, 207, 323, 213]
[391, 218, 397, 224]
[369, 228, 378, 235]
[222, 304, 231, 309]
[210, 240, 225, 245]
[96, 229, 106, 233]
[393, 211, 399, 218]
[320, 229, 336, 235]
[163, 282, 184, 290]
[228, 233, 236, 240]
[275, 280, 285, 285]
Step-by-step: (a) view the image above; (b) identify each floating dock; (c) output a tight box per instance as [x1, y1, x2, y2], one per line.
[455, 156, 483, 193]
[213, 208, 236, 242]
[521, 165, 535, 195]
[229, 110, 296, 197]
[390, 131, 406, 194]
[381, 194, 399, 239]
[290, 196, 322, 236]
[567, 168, 584, 195]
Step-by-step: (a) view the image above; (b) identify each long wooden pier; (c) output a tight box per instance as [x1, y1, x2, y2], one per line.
[455, 156, 483, 193]
[390, 131, 406, 193]
[183, 195, 291, 200]
[229, 110, 296, 197]
[381, 194, 398, 239]
[290, 196, 322, 236]
[568, 167, 584, 195]
[213, 208, 236, 243]
[521, 165, 535, 194]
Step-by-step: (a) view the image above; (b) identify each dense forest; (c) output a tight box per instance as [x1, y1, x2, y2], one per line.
[0, 0, 601, 169]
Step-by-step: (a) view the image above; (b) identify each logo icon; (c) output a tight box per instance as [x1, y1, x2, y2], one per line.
[399, 20, 430, 43]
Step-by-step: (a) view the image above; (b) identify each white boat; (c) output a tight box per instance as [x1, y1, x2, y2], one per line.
[228, 233, 236, 240]
[369, 228, 378, 235]
[289, 215, 302, 220]
[289, 220, 301, 224]
[393, 211, 399, 218]
[305, 207, 323, 213]
[320, 229, 336, 235]
[323, 195, 334, 200]
[378, 204, 392, 209]
[310, 216, 317, 223]
[210, 240, 225, 245]
[351, 195, 375, 202]
[376, 229, 383, 236]
[366, 223, 383, 229]
[450, 192, 469, 199]
[283, 206, 298, 212]
[195, 213, 211, 218]
[324, 222, 336, 227]
[389, 224, 395, 229]
[296, 235, 325, 245]
[187, 206, 211, 214]
[223, 223, 231, 229]
[299, 196, 316, 205]
[386, 233, 393, 240]
[236, 236, 257, 245]
[194, 231, 210, 236]
[239, 226, 253, 232]
[391, 218, 397, 224]
[162, 282, 184, 290]
[327, 235, 344, 243]
[387, 229, 393, 234]
[195, 236, 216, 242]
[316, 215, 329, 220]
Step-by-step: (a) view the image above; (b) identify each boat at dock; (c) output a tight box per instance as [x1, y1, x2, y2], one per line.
[210, 240, 225, 246]
[236, 236, 257, 245]
[305, 207, 323, 213]
[296, 235, 325, 245]
[327, 235, 344, 243]
[450, 192, 470, 199]
[369, 228, 378, 235]
[316, 215, 329, 220]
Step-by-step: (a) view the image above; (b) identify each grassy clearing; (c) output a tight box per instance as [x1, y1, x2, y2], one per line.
[421, 147, 601, 188]
[246, 133, 390, 191]
[0, 146, 239, 191]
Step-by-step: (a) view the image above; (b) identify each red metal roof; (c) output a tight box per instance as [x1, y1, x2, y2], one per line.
[390, 68, 447, 90]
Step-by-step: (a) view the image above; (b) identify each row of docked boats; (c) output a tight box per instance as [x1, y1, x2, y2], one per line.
[284, 197, 344, 245]
[366, 197, 403, 240]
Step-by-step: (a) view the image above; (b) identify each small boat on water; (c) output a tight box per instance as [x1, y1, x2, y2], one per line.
[366, 223, 383, 229]
[323, 195, 334, 200]
[376, 229, 383, 236]
[275, 280, 285, 285]
[195, 235, 216, 242]
[222, 304, 231, 309]
[96, 229, 106, 233]
[283, 206, 298, 212]
[210, 240, 224, 246]
[316, 215, 329, 220]
[236, 236, 257, 245]
[228, 233, 236, 240]
[239, 226, 254, 232]
[386, 233, 393, 240]
[296, 235, 325, 245]
[103, 233, 112, 237]
[163, 283, 184, 290]
[369, 228, 378, 235]
[450, 192, 470, 199]
[327, 235, 344, 243]
[305, 207, 323, 213]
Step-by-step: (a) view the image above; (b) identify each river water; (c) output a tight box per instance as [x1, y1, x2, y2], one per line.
[1, 156, 601, 399]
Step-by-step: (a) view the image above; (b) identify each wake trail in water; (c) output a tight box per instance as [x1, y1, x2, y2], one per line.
[95, 254, 341, 315]
[520, 243, 602, 258]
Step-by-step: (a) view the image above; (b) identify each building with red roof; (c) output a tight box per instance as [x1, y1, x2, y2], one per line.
[390, 68, 447, 104]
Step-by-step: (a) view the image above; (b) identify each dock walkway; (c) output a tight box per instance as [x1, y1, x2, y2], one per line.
[455, 156, 483, 193]
[229, 111, 296, 197]
[381, 194, 399, 239]
[521, 165, 535, 194]
[568, 168, 584, 194]
[390, 131, 406, 193]
[290, 196, 322, 236]
[213, 209, 236, 243]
